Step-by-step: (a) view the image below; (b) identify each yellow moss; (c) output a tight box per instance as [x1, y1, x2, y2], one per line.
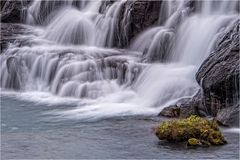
[188, 138, 200, 146]
[155, 115, 227, 146]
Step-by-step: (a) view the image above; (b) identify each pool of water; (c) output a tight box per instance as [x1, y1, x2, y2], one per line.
[1, 92, 239, 159]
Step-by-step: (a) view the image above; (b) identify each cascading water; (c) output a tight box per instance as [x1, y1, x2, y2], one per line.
[0, 0, 239, 120]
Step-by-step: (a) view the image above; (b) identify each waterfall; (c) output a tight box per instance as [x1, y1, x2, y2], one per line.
[1, 0, 239, 120]
[27, 0, 126, 47]
[43, 7, 95, 45]
[27, 0, 90, 24]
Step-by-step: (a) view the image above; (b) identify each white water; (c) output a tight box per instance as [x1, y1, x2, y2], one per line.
[0, 0, 239, 120]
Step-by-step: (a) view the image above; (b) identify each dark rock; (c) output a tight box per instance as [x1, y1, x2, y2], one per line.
[101, 0, 197, 48]
[117, 0, 161, 47]
[196, 19, 239, 125]
[215, 103, 239, 127]
[159, 105, 180, 117]
[101, 0, 161, 48]
[0, 0, 32, 23]
[99, 0, 116, 14]
[159, 91, 205, 118]
[159, 102, 196, 118]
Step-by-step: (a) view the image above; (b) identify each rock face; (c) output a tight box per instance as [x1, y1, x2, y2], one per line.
[0, 0, 31, 23]
[196, 19, 240, 126]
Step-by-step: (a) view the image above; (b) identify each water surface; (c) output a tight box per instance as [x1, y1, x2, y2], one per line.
[1, 93, 239, 159]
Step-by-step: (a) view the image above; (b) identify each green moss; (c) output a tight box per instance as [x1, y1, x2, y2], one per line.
[155, 115, 227, 146]
[188, 138, 200, 146]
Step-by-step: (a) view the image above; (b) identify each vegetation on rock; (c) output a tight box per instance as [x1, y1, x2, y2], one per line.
[187, 138, 200, 146]
[155, 115, 227, 147]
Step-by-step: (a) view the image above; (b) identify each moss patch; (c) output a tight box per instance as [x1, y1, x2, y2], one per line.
[155, 115, 227, 147]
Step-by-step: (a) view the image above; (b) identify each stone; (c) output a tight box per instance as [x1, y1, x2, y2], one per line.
[195, 18, 239, 126]
[159, 105, 180, 117]
[159, 92, 203, 118]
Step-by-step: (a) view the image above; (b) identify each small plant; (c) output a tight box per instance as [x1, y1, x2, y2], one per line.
[155, 115, 227, 147]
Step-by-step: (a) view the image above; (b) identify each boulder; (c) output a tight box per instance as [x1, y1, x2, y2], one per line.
[196, 19, 239, 126]
[159, 105, 180, 118]
[159, 91, 205, 118]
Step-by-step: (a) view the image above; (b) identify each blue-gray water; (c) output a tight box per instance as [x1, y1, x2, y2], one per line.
[1, 92, 239, 159]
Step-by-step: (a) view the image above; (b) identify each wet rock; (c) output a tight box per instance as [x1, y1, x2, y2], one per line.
[160, 103, 196, 118]
[99, 0, 116, 14]
[6, 57, 21, 90]
[159, 105, 180, 118]
[159, 103, 196, 118]
[102, 0, 162, 48]
[159, 91, 204, 118]
[196, 19, 240, 125]
[124, 0, 161, 43]
[0, 0, 32, 23]
[215, 103, 239, 127]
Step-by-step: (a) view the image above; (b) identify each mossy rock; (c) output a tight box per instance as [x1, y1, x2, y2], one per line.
[155, 115, 227, 146]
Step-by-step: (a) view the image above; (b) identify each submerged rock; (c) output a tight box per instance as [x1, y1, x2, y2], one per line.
[155, 115, 227, 146]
